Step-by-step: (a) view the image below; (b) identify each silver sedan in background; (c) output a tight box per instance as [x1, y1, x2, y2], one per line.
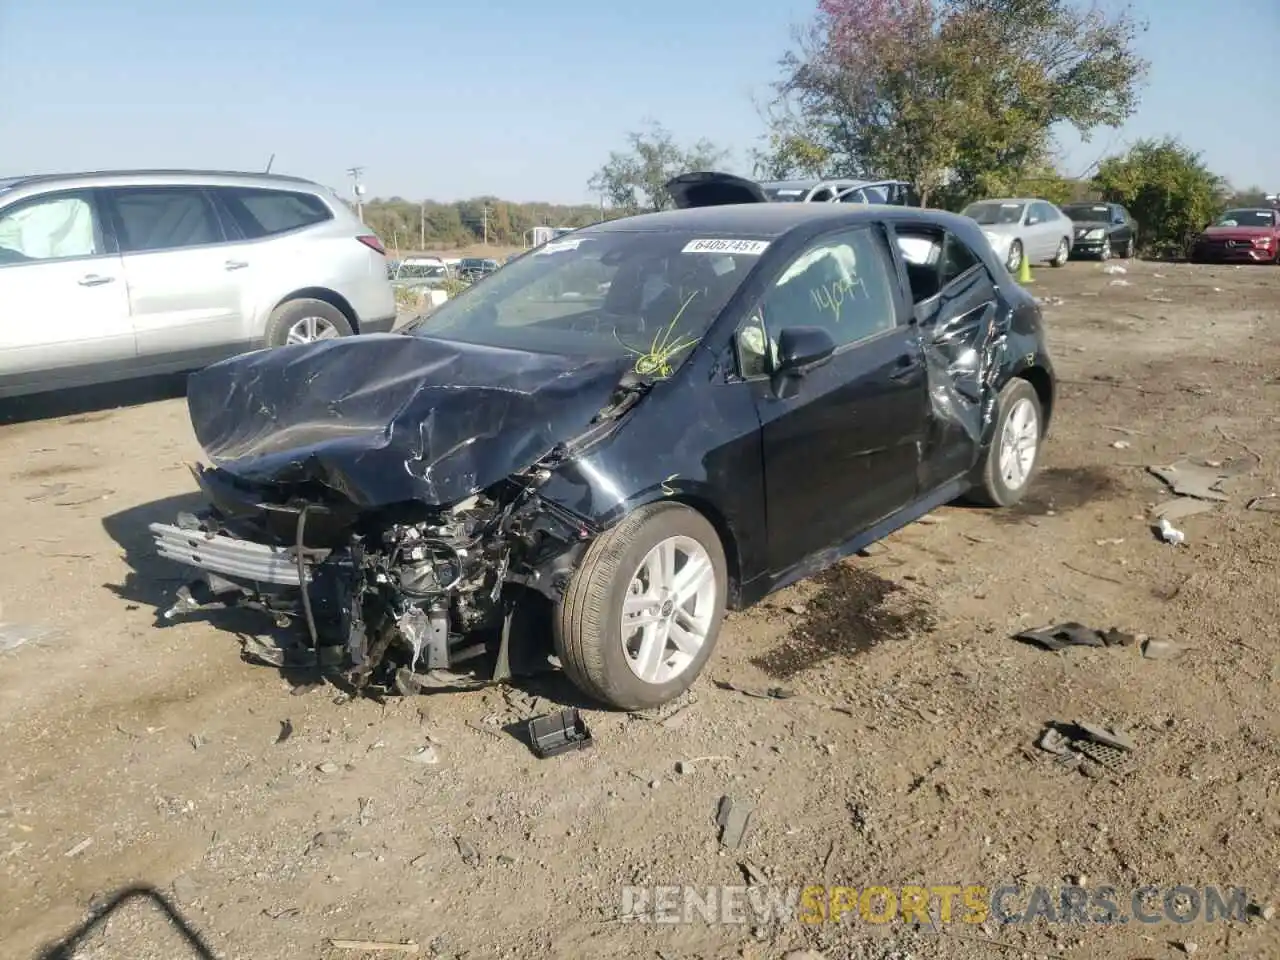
[962, 198, 1074, 273]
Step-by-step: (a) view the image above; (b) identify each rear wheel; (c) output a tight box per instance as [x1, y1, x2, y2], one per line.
[1123, 236, 1136, 258]
[1005, 240, 1024, 273]
[554, 503, 727, 710]
[264, 298, 354, 348]
[969, 378, 1043, 508]
[1050, 237, 1070, 267]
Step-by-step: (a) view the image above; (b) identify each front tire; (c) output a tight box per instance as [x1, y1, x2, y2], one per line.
[1050, 238, 1070, 267]
[554, 502, 728, 710]
[1122, 236, 1136, 258]
[969, 379, 1043, 508]
[1005, 240, 1024, 273]
[264, 298, 355, 348]
[1099, 238, 1112, 261]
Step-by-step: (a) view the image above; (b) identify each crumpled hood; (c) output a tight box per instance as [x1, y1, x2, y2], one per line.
[186, 333, 633, 508]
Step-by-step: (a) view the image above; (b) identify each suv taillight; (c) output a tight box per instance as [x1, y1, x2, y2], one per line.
[357, 234, 386, 255]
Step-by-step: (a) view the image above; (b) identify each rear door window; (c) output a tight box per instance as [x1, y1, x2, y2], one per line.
[215, 187, 333, 240]
[0, 191, 106, 264]
[108, 187, 224, 253]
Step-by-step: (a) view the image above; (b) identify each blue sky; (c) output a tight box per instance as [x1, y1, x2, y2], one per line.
[1, 0, 1275, 204]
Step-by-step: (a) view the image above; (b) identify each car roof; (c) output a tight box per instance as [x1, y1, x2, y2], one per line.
[966, 197, 1044, 206]
[0, 169, 326, 194]
[589, 203, 973, 239]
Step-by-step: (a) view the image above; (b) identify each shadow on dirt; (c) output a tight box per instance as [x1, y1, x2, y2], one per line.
[750, 564, 936, 680]
[991, 465, 1120, 524]
[35, 884, 216, 959]
[0, 374, 188, 426]
[102, 492, 208, 613]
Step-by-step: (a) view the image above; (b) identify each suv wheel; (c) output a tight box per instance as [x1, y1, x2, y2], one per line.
[265, 298, 354, 347]
[555, 503, 727, 710]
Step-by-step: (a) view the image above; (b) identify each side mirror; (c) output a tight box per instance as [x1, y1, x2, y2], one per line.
[774, 326, 836, 376]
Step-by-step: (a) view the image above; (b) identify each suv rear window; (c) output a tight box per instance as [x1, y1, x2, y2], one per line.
[215, 188, 333, 239]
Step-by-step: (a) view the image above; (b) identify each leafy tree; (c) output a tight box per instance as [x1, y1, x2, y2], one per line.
[1092, 138, 1227, 256]
[588, 121, 729, 214]
[767, 0, 1149, 206]
[751, 129, 831, 180]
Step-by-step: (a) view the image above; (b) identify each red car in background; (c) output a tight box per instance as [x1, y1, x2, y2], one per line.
[1190, 208, 1280, 264]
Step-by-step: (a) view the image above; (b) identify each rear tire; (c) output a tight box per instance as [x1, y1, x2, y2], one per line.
[554, 502, 727, 710]
[264, 298, 354, 348]
[969, 378, 1043, 508]
[1123, 236, 1136, 258]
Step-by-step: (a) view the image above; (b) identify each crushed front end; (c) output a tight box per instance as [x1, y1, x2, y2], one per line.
[150, 460, 593, 693]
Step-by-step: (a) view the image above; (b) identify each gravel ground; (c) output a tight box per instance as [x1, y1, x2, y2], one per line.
[1, 259, 1278, 960]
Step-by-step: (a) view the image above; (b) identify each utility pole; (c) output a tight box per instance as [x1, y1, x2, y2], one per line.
[482, 204, 490, 246]
[419, 201, 426, 251]
[347, 166, 366, 223]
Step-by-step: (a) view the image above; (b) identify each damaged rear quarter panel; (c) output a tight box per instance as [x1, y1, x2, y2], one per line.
[535, 354, 767, 608]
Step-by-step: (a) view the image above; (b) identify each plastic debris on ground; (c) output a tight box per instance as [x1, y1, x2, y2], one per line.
[716, 795, 755, 849]
[1155, 516, 1186, 545]
[1151, 498, 1217, 521]
[1014, 623, 1136, 652]
[1035, 721, 1139, 777]
[526, 708, 593, 758]
[1108, 279, 1132, 287]
[1102, 265, 1127, 275]
[1147, 458, 1254, 502]
[0, 623, 62, 655]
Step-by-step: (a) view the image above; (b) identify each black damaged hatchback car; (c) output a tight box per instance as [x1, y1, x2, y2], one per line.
[150, 198, 1055, 710]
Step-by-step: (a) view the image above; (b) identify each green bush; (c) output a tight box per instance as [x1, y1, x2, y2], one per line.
[1093, 139, 1226, 258]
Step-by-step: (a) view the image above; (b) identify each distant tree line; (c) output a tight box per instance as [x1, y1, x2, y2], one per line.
[360, 197, 605, 252]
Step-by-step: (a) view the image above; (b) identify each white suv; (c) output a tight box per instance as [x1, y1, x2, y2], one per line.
[0, 169, 397, 400]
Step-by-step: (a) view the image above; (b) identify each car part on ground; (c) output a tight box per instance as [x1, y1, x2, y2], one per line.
[1189, 208, 1280, 264]
[0, 169, 396, 401]
[148, 201, 1054, 711]
[1060, 202, 1138, 261]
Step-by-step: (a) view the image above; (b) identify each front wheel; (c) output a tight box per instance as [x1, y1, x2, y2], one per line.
[1005, 240, 1024, 273]
[1099, 238, 1112, 261]
[969, 379, 1043, 508]
[1123, 236, 1136, 258]
[554, 502, 728, 710]
[1050, 238, 1070, 267]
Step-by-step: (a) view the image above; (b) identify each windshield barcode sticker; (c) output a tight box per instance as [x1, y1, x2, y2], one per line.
[535, 239, 584, 255]
[682, 238, 770, 256]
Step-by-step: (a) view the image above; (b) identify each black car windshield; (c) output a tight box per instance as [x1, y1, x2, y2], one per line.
[1214, 209, 1276, 228]
[1062, 204, 1113, 222]
[410, 228, 766, 377]
[963, 201, 1025, 225]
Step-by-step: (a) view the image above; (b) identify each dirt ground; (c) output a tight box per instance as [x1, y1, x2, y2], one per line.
[2, 259, 1278, 960]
